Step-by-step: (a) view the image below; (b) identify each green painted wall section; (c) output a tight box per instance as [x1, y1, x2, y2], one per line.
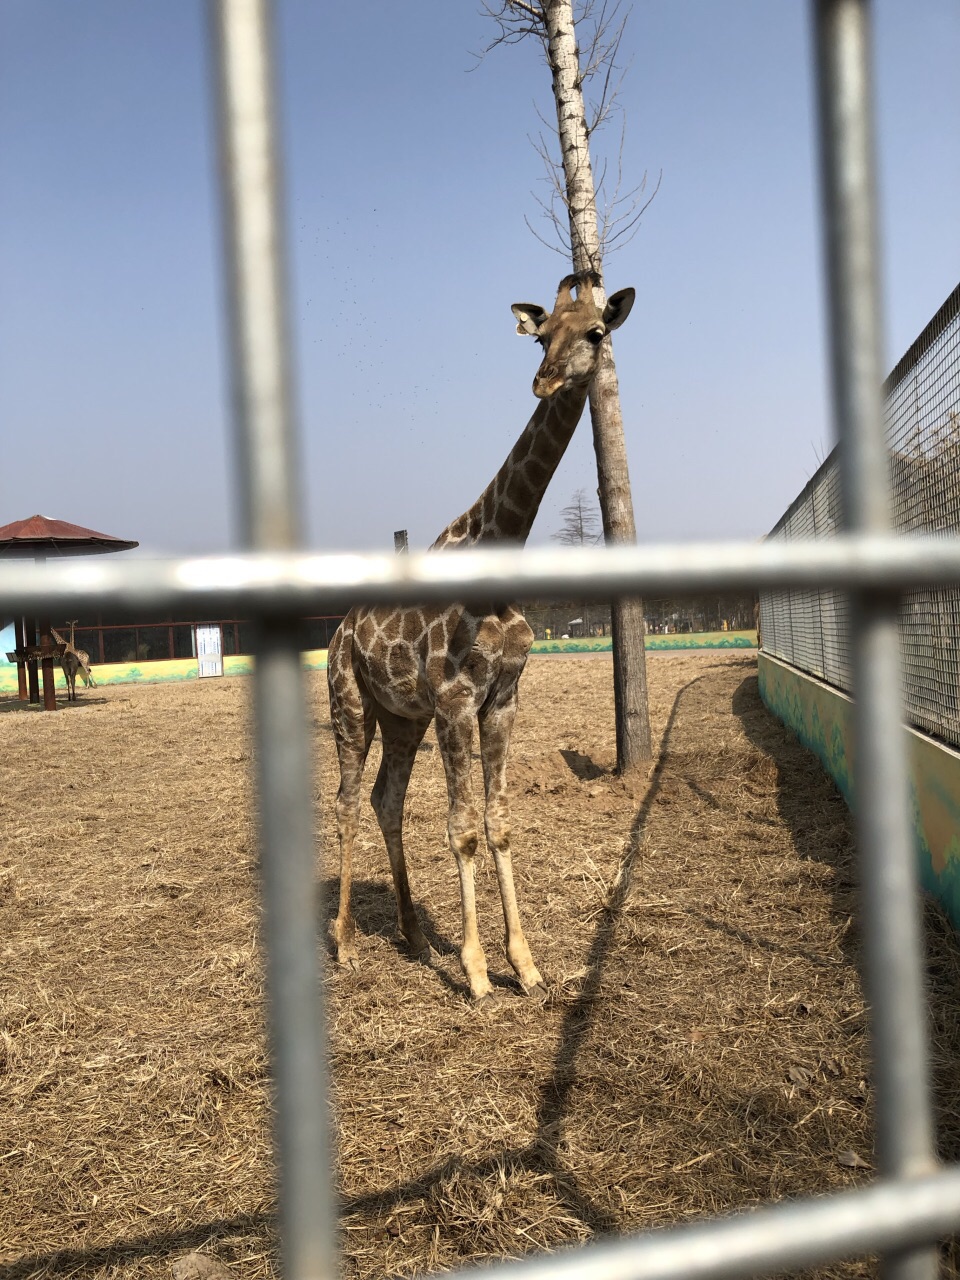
[758, 652, 960, 932]
[531, 630, 757, 655]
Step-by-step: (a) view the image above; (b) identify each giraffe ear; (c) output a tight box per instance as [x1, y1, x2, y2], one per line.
[511, 303, 548, 336]
[602, 288, 635, 330]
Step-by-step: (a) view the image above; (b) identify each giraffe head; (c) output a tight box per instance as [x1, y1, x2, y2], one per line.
[511, 271, 635, 400]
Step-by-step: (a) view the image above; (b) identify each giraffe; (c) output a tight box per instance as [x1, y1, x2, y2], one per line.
[52, 623, 96, 702]
[327, 271, 635, 1002]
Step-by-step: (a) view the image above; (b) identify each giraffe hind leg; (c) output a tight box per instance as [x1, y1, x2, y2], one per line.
[435, 698, 494, 1002]
[370, 710, 433, 961]
[328, 644, 376, 970]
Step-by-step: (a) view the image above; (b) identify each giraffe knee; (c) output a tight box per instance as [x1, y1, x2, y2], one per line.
[449, 827, 479, 860]
[335, 797, 360, 840]
[485, 819, 512, 852]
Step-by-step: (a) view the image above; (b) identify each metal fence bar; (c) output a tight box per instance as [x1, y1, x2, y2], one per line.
[813, 8, 937, 1280]
[209, 5, 336, 1280]
[11, 535, 960, 617]
[455, 1168, 960, 1280]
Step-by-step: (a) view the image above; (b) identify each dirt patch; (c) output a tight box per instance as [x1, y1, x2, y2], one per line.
[1, 653, 959, 1280]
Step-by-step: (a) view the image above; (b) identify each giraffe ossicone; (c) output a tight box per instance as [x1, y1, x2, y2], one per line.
[327, 271, 634, 1002]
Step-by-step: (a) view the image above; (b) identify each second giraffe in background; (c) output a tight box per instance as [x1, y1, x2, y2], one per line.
[51, 623, 96, 702]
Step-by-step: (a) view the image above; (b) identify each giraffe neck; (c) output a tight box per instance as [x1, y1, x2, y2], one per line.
[432, 383, 589, 549]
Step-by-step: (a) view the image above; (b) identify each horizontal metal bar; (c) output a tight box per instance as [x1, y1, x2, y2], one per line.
[3, 535, 960, 617]
[450, 1169, 960, 1280]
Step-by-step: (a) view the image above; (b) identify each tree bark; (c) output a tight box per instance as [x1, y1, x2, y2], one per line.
[543, 0, 652, 768]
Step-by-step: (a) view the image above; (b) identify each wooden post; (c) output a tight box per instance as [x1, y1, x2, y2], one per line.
[13, 617, 28, 700]
[26, 618, 40, 704]
[38, 617, 58, 711]
[393, 530, 409, 555]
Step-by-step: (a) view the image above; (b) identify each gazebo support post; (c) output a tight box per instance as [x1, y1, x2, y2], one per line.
[26, 618, 40, 704]
[38, 616, 57, 711]
[13, 617, 28, 700]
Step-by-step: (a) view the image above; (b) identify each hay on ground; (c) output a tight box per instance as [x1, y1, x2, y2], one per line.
[1, 652, 959, 1280]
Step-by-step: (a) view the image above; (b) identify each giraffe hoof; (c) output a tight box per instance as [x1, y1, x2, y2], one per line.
[404, 938, 433, 965]
[473, 987, 506, 1009]
[393, 928, 433, 965]
[337, 949, 360, 972]
[523, 981, 549, 1003]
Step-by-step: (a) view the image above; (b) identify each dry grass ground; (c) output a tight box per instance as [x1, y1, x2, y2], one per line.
[2, 652, 959, 1280]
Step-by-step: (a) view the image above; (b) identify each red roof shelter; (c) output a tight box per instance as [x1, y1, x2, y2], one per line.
[1, 515, 138, 711]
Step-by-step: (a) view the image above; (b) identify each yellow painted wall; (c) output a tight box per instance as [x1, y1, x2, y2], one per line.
[0, 649, 328, 692]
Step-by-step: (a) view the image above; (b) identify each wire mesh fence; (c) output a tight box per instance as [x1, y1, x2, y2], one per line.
[760, 282, 960, 746]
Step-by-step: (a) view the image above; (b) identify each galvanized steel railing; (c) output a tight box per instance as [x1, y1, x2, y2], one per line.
[3, 1, 956, 1276]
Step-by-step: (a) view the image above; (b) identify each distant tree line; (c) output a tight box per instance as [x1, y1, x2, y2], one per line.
[538, 488, 756, 639]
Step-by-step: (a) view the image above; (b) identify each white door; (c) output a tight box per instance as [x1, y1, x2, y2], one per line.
[196, 624, 224, 678]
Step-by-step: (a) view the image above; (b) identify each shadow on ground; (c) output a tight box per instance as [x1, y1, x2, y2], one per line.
[733, 670, 960, 1178]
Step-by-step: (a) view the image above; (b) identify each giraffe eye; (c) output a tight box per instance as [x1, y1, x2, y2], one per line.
[586, 328, 605, 345]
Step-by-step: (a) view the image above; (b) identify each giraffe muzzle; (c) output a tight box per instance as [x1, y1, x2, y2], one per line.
[533, 368, 565, 399]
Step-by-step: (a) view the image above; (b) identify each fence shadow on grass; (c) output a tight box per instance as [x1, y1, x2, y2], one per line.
[731, 669, 960, 1178]
[0, 1214, 275, 1280]
[731, 671, 859, 921]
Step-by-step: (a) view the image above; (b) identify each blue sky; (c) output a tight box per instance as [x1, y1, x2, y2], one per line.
[0, 2, 957, 556]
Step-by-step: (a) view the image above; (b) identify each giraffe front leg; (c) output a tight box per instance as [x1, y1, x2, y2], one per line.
[331, 779, 362, 969]
[480, 693, 545, 995]
[329, 678, 376, 971]
[436, 703, 494, 1002]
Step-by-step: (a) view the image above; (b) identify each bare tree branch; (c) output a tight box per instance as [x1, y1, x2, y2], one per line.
[479, 0, 657, 259]
[473, 0, 546, 60]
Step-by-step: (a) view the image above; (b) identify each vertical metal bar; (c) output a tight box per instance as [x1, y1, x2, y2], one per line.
[812, 7, 937, 1280]
[209, 0, 303, 551]
[209, 5, 336, 1280]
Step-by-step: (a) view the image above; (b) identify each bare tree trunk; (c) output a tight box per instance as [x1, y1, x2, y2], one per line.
[543, 0, 652, 768]
[592, 347, 652, 768]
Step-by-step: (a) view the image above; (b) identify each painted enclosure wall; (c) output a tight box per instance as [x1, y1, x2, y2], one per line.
[758, 652, 960, 932]
[0, 631, 759, 694]
[0, 650, 328, 691]
[531, 630, 757, 654]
